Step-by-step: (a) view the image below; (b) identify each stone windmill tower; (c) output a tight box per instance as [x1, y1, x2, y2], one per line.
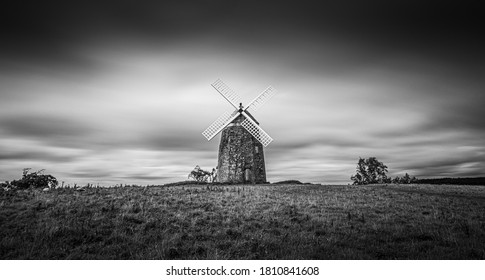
[202, 79, 277, 184]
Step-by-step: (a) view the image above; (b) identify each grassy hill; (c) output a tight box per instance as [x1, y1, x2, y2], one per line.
[1, 183, 484, 259]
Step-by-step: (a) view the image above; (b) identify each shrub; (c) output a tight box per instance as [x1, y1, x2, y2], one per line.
[391, 173, 418, 184]
[10, 168, 58, 189]
[273, 180, 303, 185]
[188, 165, 216, 182]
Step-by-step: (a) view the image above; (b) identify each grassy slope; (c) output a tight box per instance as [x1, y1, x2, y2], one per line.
[1, 184, 484, 259]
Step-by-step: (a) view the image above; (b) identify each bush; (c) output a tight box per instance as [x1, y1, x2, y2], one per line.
[391, 173, 417, 184]
[188, 165, 216, 182]
[0, 181, 16, 191]
[10, 168, 58, 189]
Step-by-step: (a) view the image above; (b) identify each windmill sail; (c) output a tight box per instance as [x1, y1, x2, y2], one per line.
[203, 79, 276, 146]
[211, 79, 242, 109]
[245, 86, 277, 113]
[240, 112, 273, 147]
[202, 110, 239, 140]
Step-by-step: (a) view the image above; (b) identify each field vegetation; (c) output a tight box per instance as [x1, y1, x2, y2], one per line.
[1, 183, 484, 259]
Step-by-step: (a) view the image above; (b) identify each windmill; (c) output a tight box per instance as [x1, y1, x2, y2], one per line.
[202, 78, 277, 183]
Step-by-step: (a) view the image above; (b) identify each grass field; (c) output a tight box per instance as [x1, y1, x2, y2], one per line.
[1, 183, 484, 259]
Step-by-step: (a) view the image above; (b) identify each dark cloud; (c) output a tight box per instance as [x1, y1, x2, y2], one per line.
[409, 163, 485, 178]
[428, 104, 485, 133]
[0, 150, 76, 163]
[117, 175, 173, 181]
[67, 170, 114, 179]
[270, 135, 367, 152]
[396, 153, 485, 171]
[0, 115, 92, 139]
[0, 110, 215, 154]
[137, 132, 214, 152]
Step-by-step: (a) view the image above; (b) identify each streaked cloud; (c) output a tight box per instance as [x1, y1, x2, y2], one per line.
[1, 0, 483, 185]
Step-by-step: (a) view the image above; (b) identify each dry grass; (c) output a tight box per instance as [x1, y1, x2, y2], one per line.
[1, 183, 484, 259]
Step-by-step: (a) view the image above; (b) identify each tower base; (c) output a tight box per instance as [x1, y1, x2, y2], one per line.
[217, 124, 266, 184]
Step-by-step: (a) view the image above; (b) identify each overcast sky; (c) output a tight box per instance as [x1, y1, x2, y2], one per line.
[1, 0, 484, 185]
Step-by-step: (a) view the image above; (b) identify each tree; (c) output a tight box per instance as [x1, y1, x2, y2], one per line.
[351, 157, 388, 185]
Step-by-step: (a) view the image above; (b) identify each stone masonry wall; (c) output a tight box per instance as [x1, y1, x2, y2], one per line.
[217, 115, 266, 183]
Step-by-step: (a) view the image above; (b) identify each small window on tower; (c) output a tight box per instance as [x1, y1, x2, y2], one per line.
[255, 146, 259, 153]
